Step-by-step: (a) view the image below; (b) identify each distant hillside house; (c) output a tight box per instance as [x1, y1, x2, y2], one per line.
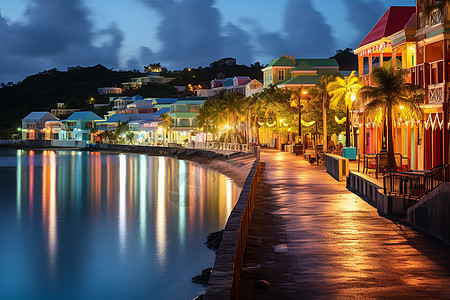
[50, 102, 80, 118]
[110, 95, 143, 112]
[197, 76, 263, 97]
[117, 99, 157, 114]
[97, 87, 123, 95]
[122, 65, 174, 89]
[22, 112, 59, 140]
[262, 56, 339, 89]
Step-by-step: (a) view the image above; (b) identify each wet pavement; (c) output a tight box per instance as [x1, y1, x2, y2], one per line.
[238, 149, 450, 299]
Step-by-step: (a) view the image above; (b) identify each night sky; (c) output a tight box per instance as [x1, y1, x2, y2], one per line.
[0, 0, 413, 84]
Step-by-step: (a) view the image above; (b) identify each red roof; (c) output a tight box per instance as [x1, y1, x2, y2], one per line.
[357, 6, 416, 49]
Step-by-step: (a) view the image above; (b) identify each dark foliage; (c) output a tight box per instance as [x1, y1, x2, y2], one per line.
[330, 48, 358, 71]
[0, 65, 141, 136]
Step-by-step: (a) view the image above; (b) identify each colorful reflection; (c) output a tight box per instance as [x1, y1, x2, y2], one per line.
[2, 149, 240, 300]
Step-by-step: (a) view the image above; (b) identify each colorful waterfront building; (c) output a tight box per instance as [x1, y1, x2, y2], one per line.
[100, 110, 166, 144]
[22, 112, 59, 140]
[168, 97, 206, 144]
[152, 97, 206, 144]
[59, 111, 104, 143]
[354, 3, 450, 170]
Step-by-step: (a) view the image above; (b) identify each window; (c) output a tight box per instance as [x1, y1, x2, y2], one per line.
[278, 70, 285, 81]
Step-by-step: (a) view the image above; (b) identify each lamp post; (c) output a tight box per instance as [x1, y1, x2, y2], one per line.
[291, 88, 307, 155]
[301, 89, 308, 153]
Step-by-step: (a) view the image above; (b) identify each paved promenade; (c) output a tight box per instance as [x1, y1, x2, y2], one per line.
[238, 149, 450, 299]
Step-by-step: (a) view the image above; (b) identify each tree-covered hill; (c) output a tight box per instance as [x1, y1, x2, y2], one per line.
[0, 65, 144, 136]
[167, 58, 263, 88]
[0, 58, 264, 139]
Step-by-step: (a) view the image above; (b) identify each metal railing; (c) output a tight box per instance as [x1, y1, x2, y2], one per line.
[383, 164, 450, 207]
[191, 142, 252, 152]
[358, 152, 410, 179]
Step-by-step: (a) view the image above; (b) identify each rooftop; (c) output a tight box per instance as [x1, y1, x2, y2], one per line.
[64, 111, 104, 121]
[357, 6, 416, 49]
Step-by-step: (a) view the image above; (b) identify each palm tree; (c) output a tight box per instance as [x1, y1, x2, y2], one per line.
[125, 132, 136, 144]
[209, 100, 227, 141]
[357, 66, 424, 172]
[243, 93, 261, 144]
[221, 92, 244, 143]
[197, 102, 211, 141]
[112, 121, 129, 143]
[327, 71, 362, 147]
[309, 74, 339, 151]
[160, 113, 173, 145]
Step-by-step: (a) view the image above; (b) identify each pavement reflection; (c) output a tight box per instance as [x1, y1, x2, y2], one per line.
[239, 149, 450, 299]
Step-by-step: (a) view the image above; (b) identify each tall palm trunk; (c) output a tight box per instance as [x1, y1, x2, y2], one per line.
[323, 93, 328, 151]
[386, 102, 397, 171]
[346, 105, 350, 147]
[255, 115, 260, 145]
[247, 112, 250, 144]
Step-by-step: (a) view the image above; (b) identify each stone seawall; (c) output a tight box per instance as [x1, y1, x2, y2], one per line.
[204, 158, 260, 300]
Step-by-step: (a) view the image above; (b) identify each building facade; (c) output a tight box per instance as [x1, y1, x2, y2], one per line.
[262, 56, 339, 88]
[354, 3, 450, 170]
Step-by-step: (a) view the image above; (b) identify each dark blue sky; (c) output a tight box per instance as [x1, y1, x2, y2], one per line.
[0, 0, 413, 83]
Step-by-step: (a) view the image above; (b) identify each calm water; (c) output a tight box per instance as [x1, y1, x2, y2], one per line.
[0, 149, 240, 300]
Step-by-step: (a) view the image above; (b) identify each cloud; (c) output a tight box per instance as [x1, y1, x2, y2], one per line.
[141, 0, 223, 68]
[0, 0, 123, 84]
[342, 0, 386, 48]
[222, 22, 253, 65]
[258, 0, 335, 59]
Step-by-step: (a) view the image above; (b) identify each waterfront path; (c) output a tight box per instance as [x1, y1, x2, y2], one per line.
[238, 149, 450, 299]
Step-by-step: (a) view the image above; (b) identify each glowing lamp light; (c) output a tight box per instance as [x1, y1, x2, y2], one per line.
[400, 105, 404, 110]
[351, 94, 356, 102]
[302, 90, 308, 95]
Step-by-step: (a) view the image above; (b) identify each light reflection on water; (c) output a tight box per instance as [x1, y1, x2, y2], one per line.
[0, 149, 241, 300]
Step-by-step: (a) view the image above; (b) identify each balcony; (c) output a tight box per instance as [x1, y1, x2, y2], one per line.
[410, 60, 450, 104]
[419, 9, 444, 29]
[419, 7, 448, 30]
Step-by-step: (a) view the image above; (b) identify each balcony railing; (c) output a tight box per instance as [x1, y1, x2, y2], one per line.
[411, 60, 450, 84]
[419, 9, 444, 29]
[428, 83, 445, 104]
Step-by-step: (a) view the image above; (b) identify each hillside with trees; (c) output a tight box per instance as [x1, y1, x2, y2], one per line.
[0, 58, 264, 139]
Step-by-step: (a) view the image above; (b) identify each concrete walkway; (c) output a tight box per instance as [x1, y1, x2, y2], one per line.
[238, 149, 450, 299]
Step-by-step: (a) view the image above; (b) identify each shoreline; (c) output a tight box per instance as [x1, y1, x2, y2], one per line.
[2, 144, 255, 188]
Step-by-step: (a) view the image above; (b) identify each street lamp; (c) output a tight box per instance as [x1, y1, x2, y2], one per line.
[291, 88, 307, 155]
